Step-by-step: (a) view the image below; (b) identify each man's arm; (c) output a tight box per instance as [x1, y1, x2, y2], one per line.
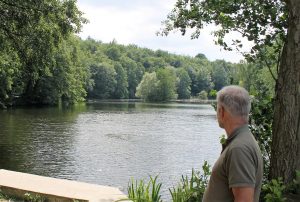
[232, 187, 254, 202]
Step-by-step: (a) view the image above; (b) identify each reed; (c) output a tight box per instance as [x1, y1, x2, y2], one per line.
[124, 176, 162, 202]
[170, 161, 211, 202]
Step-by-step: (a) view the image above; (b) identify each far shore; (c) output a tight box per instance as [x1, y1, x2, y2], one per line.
[87, 99, 217, 104]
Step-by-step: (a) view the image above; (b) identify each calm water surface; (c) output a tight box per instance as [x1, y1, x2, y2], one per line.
[0, 102, 224, 198]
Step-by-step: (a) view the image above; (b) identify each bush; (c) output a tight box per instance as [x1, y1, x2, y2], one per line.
[286, 170, 300, 196]
[197, 91, 208, 100]
[170, 161, 211, 202]
[262, 178, 286, 202]
[208, 90, 217, 99]
[249, 90, 274, 183]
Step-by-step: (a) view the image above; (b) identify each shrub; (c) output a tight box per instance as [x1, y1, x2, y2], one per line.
[286, 170, 300, 196]
[126, 175, 162, 202]
[208, 90, 217, 99]
[262, 178, 286, 202]
[249, 90, 274, 183]
[197, 91, 208, 100]
[170, 161, 211, 202]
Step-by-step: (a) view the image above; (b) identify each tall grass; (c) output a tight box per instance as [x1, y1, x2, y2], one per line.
[170, 161, 211, 202]
[125, 176, 162, 202]
[123, 161, 211, 202]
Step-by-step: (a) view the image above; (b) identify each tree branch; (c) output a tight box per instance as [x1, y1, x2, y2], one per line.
[274, 38, 283, 75]
[276, 47, 282, 75]
[264, 59, 277, 82]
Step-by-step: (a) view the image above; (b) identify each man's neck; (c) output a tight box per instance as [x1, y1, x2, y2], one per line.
[225, 121, 247, 137]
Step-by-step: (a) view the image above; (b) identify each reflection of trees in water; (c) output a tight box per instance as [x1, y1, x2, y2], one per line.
[86, 101, 136, 111]
[0, 105, 86, 177]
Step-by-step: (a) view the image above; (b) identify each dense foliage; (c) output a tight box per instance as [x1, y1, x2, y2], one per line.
[159, 0, 287, 62]
[0, 0, 87, 106]
[75, 38, 240, 102]
[1, 30, 246, 107]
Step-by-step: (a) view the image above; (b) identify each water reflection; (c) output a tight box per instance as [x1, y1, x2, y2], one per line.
[0, 105, 86, 177]
[0, 102, 224, 199]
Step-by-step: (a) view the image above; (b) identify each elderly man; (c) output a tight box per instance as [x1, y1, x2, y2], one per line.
[203, 86, 263, 202]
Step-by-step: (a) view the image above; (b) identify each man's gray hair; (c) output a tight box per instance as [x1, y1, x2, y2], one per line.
[217, 85, 251, 121]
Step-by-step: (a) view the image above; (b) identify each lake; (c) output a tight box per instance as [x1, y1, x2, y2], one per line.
[0, 101, 224, 199]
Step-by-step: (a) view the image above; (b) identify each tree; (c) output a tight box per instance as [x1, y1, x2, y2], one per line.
[156, 68, 178, 101]
[113, 63, 128, 99]
[106, 45, 122, 61]
[142, 56, 167, 71]
[88, 62, 116, 99]
[160, 0, 300, 184]
[0, 43, 22, 107]
[211, 60, 230, 90]
[198, 90, 208, 100]
[24, 36, 90, 105]
[135, 68, 177, 102]
[55, 36, 90, 104]
[0, 0, 86, 105]
[176, 68, 192, 99]
[195, 68, 213, 94]
[135, 72, 159, 101]
[120, 57, 144, 98]
[195, 53, 207, 60]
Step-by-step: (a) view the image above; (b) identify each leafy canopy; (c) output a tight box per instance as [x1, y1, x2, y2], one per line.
[159, 0, 287, 60]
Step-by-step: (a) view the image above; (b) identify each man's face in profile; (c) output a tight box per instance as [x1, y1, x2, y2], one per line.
[217, 103, 224, 129]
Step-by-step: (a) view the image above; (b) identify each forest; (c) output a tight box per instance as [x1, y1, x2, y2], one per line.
[0, 1, 276, 108]
[0, 34, 276, 107]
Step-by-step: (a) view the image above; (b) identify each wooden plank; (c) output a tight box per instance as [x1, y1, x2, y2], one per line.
[0, 169, 127, 202]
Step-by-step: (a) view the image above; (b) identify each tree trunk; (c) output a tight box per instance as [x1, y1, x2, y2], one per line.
[270, 0, 300, 184]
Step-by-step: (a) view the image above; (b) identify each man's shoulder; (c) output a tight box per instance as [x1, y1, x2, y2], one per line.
[226, 132, 262, 165]
[231, 130, 257, 147]
[227, 133, 260, 157]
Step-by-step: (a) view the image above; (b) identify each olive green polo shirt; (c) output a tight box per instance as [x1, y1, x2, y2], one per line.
[202, 125, 263, 202]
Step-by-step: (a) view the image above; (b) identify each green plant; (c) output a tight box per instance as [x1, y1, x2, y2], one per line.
[219, 134, 226, 145]
[169, 161, 211, 202]
[293, 170, 300, 194]
[208, 90, 217, 99]
[0, 189, 9, 200]
[262, 178, 286, 202]
[0, 189, 19, 201]
[24, 192, 46, 202]
[125, 175, 162, 202]
[197, 91, 208, 100]
[286, 170, 300, 195]
[249, 89, 274, 183]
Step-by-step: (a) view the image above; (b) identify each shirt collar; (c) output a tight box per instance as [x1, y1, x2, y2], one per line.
[221, 124, 249, 153]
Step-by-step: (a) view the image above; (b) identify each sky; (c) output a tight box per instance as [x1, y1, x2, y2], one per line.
[76, 0, 251, 63]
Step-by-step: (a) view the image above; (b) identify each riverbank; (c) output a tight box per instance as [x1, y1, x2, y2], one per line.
[0, 98, 217, 110]
[87, 98, 217, 104]
[174, 99, 217, 104]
